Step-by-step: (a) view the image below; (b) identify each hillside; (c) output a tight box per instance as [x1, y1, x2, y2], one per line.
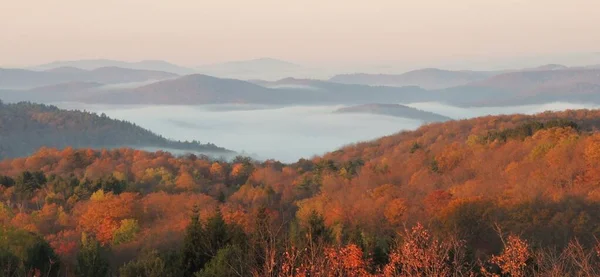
[334, 103, 451, 122]
[0, 67, 178, 89]
[0, 101, 231, 159]
[3, 110, 600, 275]
[329, 68, 495, 89]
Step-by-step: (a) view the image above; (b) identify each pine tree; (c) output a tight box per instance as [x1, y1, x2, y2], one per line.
[204, 209, 228, 257]
[76, 233, 109, 277]
[306, 210, 330, 245]
[181, 205, 208, 277]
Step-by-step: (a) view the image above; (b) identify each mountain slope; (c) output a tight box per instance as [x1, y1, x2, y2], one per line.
[334, 103, 452, 122]
[0, 101, 232, 159]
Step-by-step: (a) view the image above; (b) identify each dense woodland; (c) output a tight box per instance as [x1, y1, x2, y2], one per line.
[4, 109, 600, 276]
[0, 101, 230, 159]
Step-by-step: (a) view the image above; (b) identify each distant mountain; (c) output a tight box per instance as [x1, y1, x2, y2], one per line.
[329, 68, 496, 89]
[433, 68, 600, 106]
[522, 64, 569, 71]
[251, 77, 427, 103]
[0, 101, 232, 159]
[28, 81, 104, 93]
[334, 103, 451, 122]
[33, 59, 195, 75]
[469, 68, 600, 92]
[0, 67, 178, 89]
[196, 58, 306, 80]
[85, 74, 276, 104]
[7, 65, 599, 107]
[0, 82, 107, 103]
[80, 75, 427, 105]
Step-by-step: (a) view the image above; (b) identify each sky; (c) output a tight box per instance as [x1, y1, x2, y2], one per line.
[1, 0, 599, 68]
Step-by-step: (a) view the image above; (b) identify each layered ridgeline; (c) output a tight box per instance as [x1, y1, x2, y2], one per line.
[334, 103, 451, 122]
[329, 68, 497, 89]
[0, 101, 231, 159]
[3, 109, 600, 275]
[3, 67, 600, 107]
[332, 67, 600, 106]
[0, 75, 426, 105]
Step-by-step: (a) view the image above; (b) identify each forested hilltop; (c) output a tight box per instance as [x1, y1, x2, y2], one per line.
[4, 109, 600, 276]
[0, 101, 231, 159]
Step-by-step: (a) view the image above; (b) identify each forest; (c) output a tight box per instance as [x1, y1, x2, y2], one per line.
[3, 109, 600, 276]
[0, 101, 231, 159]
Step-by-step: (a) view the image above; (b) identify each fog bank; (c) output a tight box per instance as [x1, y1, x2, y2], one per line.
[53, 102, 599, 163]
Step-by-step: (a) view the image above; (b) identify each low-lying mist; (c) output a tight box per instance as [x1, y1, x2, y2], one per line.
[53, 102, 599, 163]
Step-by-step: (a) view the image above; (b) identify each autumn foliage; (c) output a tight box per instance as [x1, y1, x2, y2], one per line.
[3, 109, 600, 275]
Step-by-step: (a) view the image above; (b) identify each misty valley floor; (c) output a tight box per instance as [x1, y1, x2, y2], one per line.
[53, 101, 599, 162]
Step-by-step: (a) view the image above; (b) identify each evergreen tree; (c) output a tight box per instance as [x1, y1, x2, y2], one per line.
[306, 210, 331, 245]
[204, 209, 228, 257]
[194, 245, 247, 277]
[181, 205, 209, 277]
[15, 171, 46, 200]
[76, 233, 110, 277]
[119, 249, 180, 277]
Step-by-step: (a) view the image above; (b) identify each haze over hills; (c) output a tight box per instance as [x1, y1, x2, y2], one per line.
[32, 59, 195, 75]
[0, 66, 178, 89]
[443, 68, 600, 106]
[196, 57, 329, 80]
[53, 75, 426, 105]
[522, 64, 570, 71]
[329, 68, 498, 89]
[82, 74, 278, 105]
[4, 60, 600, 108]
[0, 101, 232, 159]
[334, 103, 452, 122]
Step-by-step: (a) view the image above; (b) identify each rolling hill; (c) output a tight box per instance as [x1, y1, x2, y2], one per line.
[0, 101, 232, 159]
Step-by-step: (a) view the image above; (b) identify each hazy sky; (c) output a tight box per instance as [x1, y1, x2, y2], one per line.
[1, 0, 599, 67]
